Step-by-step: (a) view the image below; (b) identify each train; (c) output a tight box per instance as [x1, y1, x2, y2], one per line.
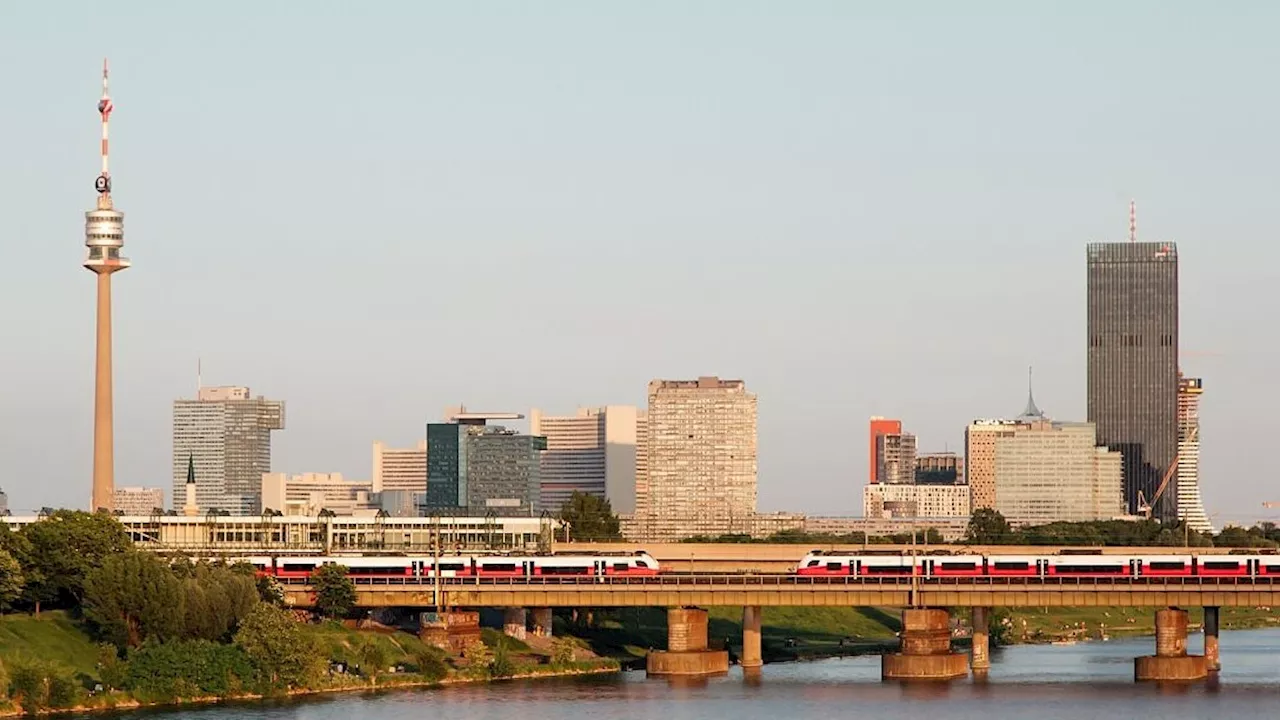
[224, 551, 661, 581]
[796, 551, 1280, 579]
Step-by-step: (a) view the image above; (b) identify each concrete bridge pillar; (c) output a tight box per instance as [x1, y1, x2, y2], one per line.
[1134, 607, 1207, 681]
[530, 607, 553, 638]
[881, 608, 968, 681]
[646, 607, 730, 676]
[503, 608, 528, 641]
[970, 607, 990, 676]
[1204, 606, 1220, 672]
[741, 606, 763, 668]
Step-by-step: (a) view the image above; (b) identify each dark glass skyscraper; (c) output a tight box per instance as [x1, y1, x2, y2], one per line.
[1086, 241, 1179, 520]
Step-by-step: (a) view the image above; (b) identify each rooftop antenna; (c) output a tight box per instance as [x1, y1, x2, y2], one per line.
[1129, 199, 1137, 243]
[197, 358, 202, 394]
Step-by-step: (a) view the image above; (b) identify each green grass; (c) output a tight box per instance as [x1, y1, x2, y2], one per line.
[302, 621, 447, 667]
[0, 611, 102, 680]
[1003, 606, 1280, 642]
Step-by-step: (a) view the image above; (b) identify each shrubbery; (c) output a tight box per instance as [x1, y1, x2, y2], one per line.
[125, 640, 254, 702]
[6, 658, 79, 713]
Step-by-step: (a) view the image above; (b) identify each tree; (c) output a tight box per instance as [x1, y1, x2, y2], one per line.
[0, 547, 23, 611]
[234, 604, 321, 690]
[312, 564, 356, 619]
[966, 509, 1013, 544]
[180, 563, 260, 642]
[490, 639, 514, 678]
[462, 639, 493, 674]
[256, 574, 286, 607]
[20, 510, 130, 611]
[558, 492, 622, 542]
[356, 637, 389, 684]
[82, 550, 183, 648]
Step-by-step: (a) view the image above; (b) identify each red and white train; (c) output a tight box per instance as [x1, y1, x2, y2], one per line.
[795, 551, 1280, 579]
[230, 551, 660, 581]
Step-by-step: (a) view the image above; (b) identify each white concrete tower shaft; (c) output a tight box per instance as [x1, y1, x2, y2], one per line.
[85, 58, 130, 513]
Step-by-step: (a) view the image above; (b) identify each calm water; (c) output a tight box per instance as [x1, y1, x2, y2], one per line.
[110, 630, 1280, 720]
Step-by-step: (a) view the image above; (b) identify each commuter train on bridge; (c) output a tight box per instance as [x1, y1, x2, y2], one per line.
[796, 551, 1280, 579]
[203, 549, 1280, 583]
[232, 551, 661, 581]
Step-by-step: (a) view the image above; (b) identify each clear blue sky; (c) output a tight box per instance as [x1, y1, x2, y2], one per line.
[1, 2, 1276, 523]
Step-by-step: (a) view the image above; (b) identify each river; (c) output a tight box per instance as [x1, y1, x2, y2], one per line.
[108, 629, 1280, 720]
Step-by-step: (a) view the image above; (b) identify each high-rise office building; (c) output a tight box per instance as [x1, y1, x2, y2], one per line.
[645, 377, 757, 539]
[372, 440, 428, 494]
[1176, 376, 1213, 533]
[530, 406, 647, 513]
[966, 418, 1125, 526]
[867, 418, 902, 485]
[1087, 235, 1179, 519]
[172, 386, 285, 514]
[915, 453, 964, 485]
[0, 488, 8, 516]
[875, 432, 917, 485]
[112, 487, 165, 516]
[261, 472, 375, 516]
[424, 411, 544, 516]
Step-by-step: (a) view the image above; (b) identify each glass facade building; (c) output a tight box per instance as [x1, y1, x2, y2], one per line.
[424, 423, 545, 516]
[1086, 241, 1179, 519]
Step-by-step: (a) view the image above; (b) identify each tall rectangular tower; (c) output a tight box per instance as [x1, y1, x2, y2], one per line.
[172, 386, 285, 514]
[530, 406, 646, 513]
[1086, 240, 1179, 519]
[867, 417, 902, 485]
[646, 377, 757, 539]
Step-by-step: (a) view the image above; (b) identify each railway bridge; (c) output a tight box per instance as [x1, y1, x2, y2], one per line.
[280, 575, 1278, 683]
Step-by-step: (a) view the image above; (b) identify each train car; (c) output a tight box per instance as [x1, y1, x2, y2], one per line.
[1135, 554, 1194, 578]
[411, 557, 476, 578]
[272, 555, 415, 581]
[855, 555, 918, 577]
[528, 553, 660, 577]
[983, 555, 1046, 578]
[1046, 556, 1132, 578]
[796, 553, 854, 576]
[1255, 556, 1280, 577]
[1196, 556, 1253, 578]
[922, 555, 985, 578]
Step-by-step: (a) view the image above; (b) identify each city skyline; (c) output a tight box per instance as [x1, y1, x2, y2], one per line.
[1, 4, 1275, 522]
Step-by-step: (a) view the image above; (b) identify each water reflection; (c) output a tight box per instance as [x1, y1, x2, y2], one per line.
[112, 630, 1280, 720]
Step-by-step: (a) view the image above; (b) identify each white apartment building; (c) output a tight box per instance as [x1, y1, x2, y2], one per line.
[530, 406, 647, 513]
[372, 440, 428, 494]
[260, 472, 376, 516]
[645, 377, 757, 539]
[113, 487, 165, 516]
[862, 483, 971, 519]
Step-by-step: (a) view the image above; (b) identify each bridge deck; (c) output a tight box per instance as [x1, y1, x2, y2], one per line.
[280, 576, 1280, 609]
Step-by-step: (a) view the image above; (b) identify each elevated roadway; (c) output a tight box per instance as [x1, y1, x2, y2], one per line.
[280, 575, 1280, 609]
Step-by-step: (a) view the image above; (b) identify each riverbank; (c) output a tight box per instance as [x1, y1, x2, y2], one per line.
[0, 612, 619, 717]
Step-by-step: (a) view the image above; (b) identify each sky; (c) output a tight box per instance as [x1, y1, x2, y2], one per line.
[0, 2, 1277, 523]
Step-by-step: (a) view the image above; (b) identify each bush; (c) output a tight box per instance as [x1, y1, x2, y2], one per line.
[7, 658, 80, 713]
[97, 643, 129, 691]
[234, 604, 323, 691]
[126, 640, 253, 702]
[462, 640, 493, 674]
[551, 637, 577, 666]
[490, 640, 514, 679]
[411, 648, 448, 682]
[356, 638, 389, 684]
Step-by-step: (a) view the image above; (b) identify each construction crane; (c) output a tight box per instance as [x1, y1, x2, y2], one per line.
[1137, 426, 1197, 520]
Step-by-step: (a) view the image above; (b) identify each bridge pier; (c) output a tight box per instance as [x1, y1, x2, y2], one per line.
[970, 607, 990, 677]
[1204, 606, 1220, 672]
[646, 607, 730, 677]
[741, 606, 763, 668]
[419, 610, 482, 653]
[881, 608, 968, 681]
[503, 608, 528, 641]
[531, 607, 553, 638]
[1134, 608, 1207, 681]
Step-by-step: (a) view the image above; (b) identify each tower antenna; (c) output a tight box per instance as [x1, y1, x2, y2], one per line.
[197, 358, 203, 394]
[97, 58, 114, 210]
[1129, 199, 1136, 243]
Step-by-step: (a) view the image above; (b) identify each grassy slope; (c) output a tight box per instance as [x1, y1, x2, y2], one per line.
[0, 612, 102, 680]
[1004, 605, 1280, 641]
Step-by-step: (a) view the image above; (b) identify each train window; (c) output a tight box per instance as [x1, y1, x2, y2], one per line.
[636, 560, 651, 568]
[993, 562, 1029, 571]
[1263, 565, 1280, 573]
[864, 566, 910, 574]
[826, 563, 842, 571]
[1201, 561, 1240, 571]
[613, 563, 630, 571]
[806, 560, 820, 567]
[1148, 562, 1185, 571]
[482, 563, 518, 572]
[281, 563, 316, 573]
[1056, 564, 1125, 573]
[438, 563, 465, 572]
[939, 562, 977, 571]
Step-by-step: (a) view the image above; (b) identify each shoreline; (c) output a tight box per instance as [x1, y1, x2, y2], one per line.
[0, 663, 621, 718]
